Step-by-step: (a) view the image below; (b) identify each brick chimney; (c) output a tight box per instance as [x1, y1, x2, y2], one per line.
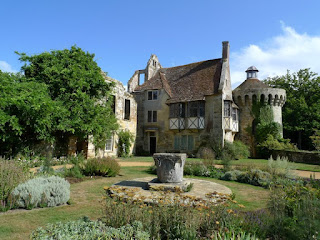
[222, 41, 229, 60]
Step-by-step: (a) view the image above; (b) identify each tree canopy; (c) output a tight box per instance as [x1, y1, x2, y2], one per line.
[264, 69, 320, 150]
[0, 46, 118, 156]
[0, 71, 57, 155]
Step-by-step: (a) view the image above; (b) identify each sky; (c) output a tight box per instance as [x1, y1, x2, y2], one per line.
[1, 0, 320, 88]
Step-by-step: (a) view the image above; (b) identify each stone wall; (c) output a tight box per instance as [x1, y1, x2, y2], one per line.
[271, 150, 320, 165]
[87, 75, 137, 158]
[133, 90, 228, 156]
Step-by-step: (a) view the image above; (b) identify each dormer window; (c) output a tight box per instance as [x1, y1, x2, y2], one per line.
[148, 90, 158, 100]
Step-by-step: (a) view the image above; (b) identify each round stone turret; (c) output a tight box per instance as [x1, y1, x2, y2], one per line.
[233, 67, 286, 151]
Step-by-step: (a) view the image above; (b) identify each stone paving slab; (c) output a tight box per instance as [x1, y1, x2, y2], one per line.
[107, 177, 232, 205]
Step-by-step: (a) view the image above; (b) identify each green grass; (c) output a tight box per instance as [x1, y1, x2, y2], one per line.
[118, 156, 203, 162]
[184, 175, 269, 211]
[214, 158, 320, 172]
[0, 165, 270, 240]
[119, 156, 320, 172]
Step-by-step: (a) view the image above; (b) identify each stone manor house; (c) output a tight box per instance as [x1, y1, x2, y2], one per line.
[85, 41, 286, 157]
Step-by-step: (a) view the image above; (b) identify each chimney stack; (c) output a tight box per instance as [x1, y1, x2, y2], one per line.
[222, 41, 229, 60]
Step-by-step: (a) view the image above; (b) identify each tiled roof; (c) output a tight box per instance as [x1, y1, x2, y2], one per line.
[234, 78, 269, 92]
[134, 59, 222, 103]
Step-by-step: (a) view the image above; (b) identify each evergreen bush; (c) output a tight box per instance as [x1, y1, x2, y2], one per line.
[11, 176, 70, 209]
[31, 218, 150, 240]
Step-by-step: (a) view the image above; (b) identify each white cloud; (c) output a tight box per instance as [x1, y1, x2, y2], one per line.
[0, 61, 17, 73]
[230, 22, 320, 88]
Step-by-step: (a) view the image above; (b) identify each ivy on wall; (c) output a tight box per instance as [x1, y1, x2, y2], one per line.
[118, 130, 134, 157]
[248, 101, 281, 144]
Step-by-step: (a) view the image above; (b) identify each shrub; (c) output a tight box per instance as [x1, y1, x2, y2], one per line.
[220, 170, 243, 181]
[118, 130, 134, 157]
[184, 162, 225, 178]
[221, 169, 272, 188]
[82, 157, 120, 177]
[63, 165, 84, 179]
[267, 155, 292, 178]
[196, 146, 216, 160]
[31, 218, 150, 240]
[311, 129, 320, 152]
[268, 183, 320, 239]
[67, 153, 86, 165]
[0, 158, 29, 211]
[232, 140, 250, 159]
[238, 169, 272, 187]
[103, 192, 243, 240]
[11, 176, 70, 209]
[257, 134, 297, 158]
[184, 162, 209, 176]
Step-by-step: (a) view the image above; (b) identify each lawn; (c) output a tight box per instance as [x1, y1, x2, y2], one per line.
[119, 156, 320, 172]
[0, 165, 269, 240]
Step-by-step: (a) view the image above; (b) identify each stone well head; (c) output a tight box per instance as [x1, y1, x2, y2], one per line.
[153, 153, 186, 183]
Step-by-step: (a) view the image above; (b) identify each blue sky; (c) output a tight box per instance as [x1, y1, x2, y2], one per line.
[1, 0, 320, 88]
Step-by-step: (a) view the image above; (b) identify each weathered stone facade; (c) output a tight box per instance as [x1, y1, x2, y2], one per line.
[128, 42, 239, 156]
[87, 74, 137, 158]
[127, 42, 286, 156]
[68, 42, 286, 158]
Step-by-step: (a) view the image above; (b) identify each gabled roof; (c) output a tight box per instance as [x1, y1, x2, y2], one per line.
[134, 59, 222, 103]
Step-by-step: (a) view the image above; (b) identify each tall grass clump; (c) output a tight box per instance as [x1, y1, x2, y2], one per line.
[82, 157, 120, 177]
[0, 158, 29, 211]
[11, 176, 70, 209]
[268, 155, 292, 178]
[267, 183, 320, 239]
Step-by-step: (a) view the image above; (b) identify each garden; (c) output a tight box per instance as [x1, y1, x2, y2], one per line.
[1, 145, 320, 240]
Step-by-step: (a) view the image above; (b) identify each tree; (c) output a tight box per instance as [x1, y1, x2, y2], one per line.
[264, 69, 320, 150]
[0, 71, 56, 156]
[16, 46, 118, 152]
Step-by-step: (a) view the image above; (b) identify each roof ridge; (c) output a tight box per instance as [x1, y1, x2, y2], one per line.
[160, 58, 221, 70]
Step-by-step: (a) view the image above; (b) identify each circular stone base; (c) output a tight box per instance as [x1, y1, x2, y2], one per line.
[107, 177, 232, 205]
[148, 178, 192, 192]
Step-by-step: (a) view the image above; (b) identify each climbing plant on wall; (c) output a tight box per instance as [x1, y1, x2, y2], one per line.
[117, 130, 134, 157]
[252, 102, 281, 144]
[250, 101, 281, 144]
